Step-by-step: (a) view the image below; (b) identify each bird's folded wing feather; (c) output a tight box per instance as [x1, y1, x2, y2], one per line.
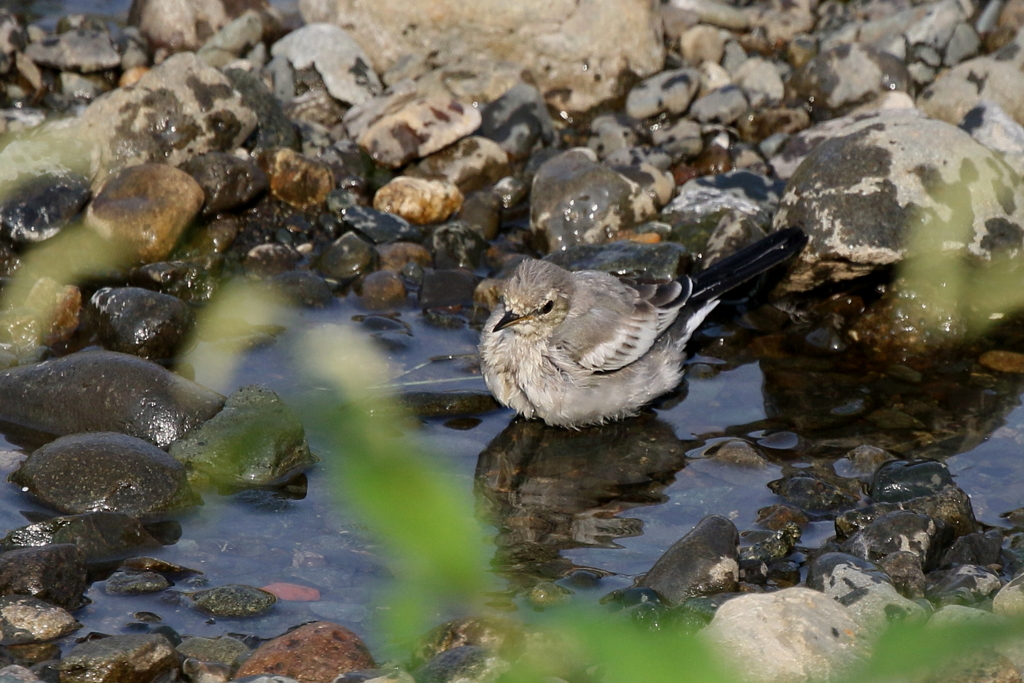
[555, 274, 692, 373]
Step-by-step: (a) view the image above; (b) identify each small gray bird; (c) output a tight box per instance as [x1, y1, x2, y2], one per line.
[479, 228, 807, 428]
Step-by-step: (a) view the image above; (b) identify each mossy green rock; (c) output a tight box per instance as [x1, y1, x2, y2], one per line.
[169, 384, 317, 488]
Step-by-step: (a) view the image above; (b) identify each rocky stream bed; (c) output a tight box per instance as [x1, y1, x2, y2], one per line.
[5, 0, 1024, 682]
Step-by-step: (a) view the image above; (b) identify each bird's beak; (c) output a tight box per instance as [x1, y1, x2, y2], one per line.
[494, 309, 527, 331]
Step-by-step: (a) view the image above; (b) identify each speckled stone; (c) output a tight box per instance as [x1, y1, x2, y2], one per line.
[373, 177, 463, 225]
[358, 97, 481, 169]
[625, 68, 700, 119]
[530, 148, 657, 252]
[773, 109, 1024, 294]
[78, 52, 257, 186]
[60, 635, 177, 683]
[791, 43, 911, 119]
[234, 621, 375, 681]
[24, 28, 120, 72]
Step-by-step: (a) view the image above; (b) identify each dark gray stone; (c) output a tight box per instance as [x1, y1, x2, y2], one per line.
[190, 584, 276, 617]
[2, 512, 162, 564]
[842, 510, 953, 571]
[89, 287, 195, 360]
[180, 152, 268, 215]
[871, 459, 955, 503]
[10, 432, 201, 517]
[640, 515, 739, 605]
[0, 544, 87, 610]
[0, 172, 90, 244]
[0, 350, 224, 448]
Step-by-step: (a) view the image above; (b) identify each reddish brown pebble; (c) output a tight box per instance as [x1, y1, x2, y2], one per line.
[234, 621, 376, 683]
[979, 350, 1024, 373]
[376, 242, 432, 272]
[263, 148, 335, 210]
[262, 582, 321, 601]
[118, 66, 149, 88]
[359, 270, 407, 310]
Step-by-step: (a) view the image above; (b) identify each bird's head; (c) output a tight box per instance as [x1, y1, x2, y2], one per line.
[493, 259, 574, 337]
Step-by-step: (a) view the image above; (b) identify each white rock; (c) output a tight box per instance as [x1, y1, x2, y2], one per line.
[703, 587, 872, 683]
[271, 23, 382, 106]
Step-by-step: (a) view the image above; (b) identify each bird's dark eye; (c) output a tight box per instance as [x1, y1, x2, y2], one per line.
[540, 300, 554, 314]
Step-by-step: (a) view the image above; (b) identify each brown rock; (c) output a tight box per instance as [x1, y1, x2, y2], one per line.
[118, 65, 148, 87]
[60, 634, 178, 683]
[85, 164, 204, 264]
[234, 621, 376, 683]
[358, 270, 407, 310]
[373, 177, 463, 225]
[979, 350, 1024, 373]
[263, 148, 335, 209]
[377, 242, 432, 272]
[24, 278, 81, 346]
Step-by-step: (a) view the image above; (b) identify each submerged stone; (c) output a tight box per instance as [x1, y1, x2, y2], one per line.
[169, 385, 317, 489]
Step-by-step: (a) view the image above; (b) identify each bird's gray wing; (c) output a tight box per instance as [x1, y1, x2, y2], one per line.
[554, 273, 692, 373]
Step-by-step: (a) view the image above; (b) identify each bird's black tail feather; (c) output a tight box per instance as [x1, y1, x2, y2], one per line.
[690, 227, 807, 303]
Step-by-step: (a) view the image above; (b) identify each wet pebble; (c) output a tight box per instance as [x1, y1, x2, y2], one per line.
[790, 44, 910, 118]
[0, 595, 79, 645]
[86, 164, 204, 264]
[704, 588, 870, 683]
[432, 221, 488, 270]
[0, 172, 90, 244]
[245, 243, 300, 278]
[639, 515, 739, 605]
[104, 570, 171, 595]
[377, 242, 432, 273]
[2, 512, 162, 563]
[60, 634, 178, 683]
[530, 148, 656, 252]
[926, 565, 1002, 606]
[545, 240, 689, 281]
[263, 148, 335, 210]
[807, 552, 927, 629]
[871, 459, 955, 503]
[0, 350, 223, 447]
[267, 271, 335, 308]
[979, 350, 1024, 373]
[177, 635, 249, 667]
[479, 83, 555, 160]
[419, 269, 478, 309]
[398, 391, 499, 418]
[318, 232, 378, 282]
[190, 584, 276, 617]
[234, 621, 376, 680]
[0, 544, 87, 610]
[373, 177, 463, 225]
[879, 551, 927, 599]
[415, 646, 508, 683]
[181, 152, 269, 216]
[169, 384, 317, 489]
[768, 472, 858, 511]
[358, 270, 407, 310]
[342, 206, 422, 244]
[131, 259, 220, 304]
[412, 136, 510, 194]
[413, 616, 524, 667]
[842, 510, 952, 571]
[10, 432, 200, 517]
[88, 286, 194, 360]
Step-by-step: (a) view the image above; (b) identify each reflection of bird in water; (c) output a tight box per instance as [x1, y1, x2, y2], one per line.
[479, 228, 807, 428]
[475, 415, 689, 582]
